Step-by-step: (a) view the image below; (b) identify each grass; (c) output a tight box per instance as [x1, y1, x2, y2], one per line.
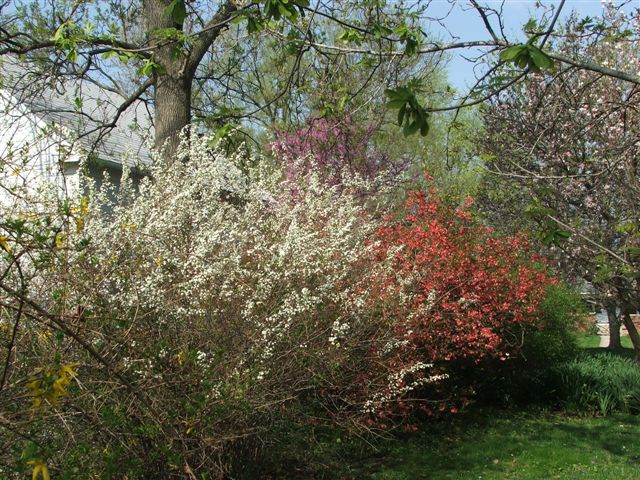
[258, 334, 640, 479]
[305, 412, 640, 480]
[575, 334, 633, 350]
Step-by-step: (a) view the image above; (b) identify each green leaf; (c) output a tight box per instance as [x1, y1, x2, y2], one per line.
[403, 120, 420, 137]
[208, 123, 235, 147]
[163, 0, 186, 24]
[231, 14, 247, 25]
[385, 88, 401, 101]
[385, 87, 409, 101]
[499, 45, 526, 62]
[337, 29, 364, 45]
[515, 54, 529, 69]
[66, 48, 78, 63]
[337, 95, 347, 111]
[523, 18, 537, 32]
[264, 0, 281, 20]
[278, 2, 292, 18]
[372, 24, 393, 39]
[419, 119, 429, 137]
[397, 103, 406, 126]
[527, 45, 554, 70]
[386, 99, 406, 109]
[137, 60, 154, 77]
[53, 24, 66, 43]
[541, 227, 571, 245]
[404, 37, 418, 55]
[386, 85, 429, 136]
[101, 50, 117, 60]
[246, 16, 263, 34]
[616, 222, 638, 234]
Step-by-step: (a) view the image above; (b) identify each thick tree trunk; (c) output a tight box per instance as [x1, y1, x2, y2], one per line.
[621, 303, 640, 363]
[144, 0, 193, 160]
[143, 0, 236, 162]
[605, 303, 622, 350]
[154, 73, 192, 160]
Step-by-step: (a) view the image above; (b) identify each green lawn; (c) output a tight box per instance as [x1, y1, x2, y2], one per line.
[575, 334, 633, 350]
[259, 336, 640, 480]
[310, 412, 640, 480]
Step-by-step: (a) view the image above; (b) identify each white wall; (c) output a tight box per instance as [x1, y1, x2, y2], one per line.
[0, 89, 82, 209]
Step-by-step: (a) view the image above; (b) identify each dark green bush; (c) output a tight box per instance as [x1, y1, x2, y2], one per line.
[520, 282, 583, 365]
[473, 283, 583, 406]
[555, 353, 640, 415]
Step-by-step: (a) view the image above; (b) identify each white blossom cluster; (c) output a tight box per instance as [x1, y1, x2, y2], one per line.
[362, 362, 449, 414]
[328, 318, 351, 346]
[83, 135, 383, 375]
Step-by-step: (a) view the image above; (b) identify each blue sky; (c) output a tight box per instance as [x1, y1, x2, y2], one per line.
[425, 0, 636, 89]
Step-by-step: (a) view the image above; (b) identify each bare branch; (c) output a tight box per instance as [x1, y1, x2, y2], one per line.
[547, 50, 640, 85]
[540, 0, 565, 49]
[469, 0, 499, 43]
[187, 0, 239, 75]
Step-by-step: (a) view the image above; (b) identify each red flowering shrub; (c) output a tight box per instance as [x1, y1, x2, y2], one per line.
[358, 190, 553, 423]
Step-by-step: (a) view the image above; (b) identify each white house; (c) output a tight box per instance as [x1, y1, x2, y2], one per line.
[0, 56, 153, 205]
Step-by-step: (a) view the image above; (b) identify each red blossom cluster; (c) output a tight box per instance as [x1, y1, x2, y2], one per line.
[358, 190, 554, 422]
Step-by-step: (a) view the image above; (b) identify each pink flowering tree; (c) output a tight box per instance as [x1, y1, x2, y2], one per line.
[271, 116, 409, 190]
[479, 7, 640, 358]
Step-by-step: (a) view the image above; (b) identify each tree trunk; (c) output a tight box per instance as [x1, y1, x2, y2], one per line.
[621, 303, 640, 363]
[144, 0, 193, 160]
[143, 0, 236, 161]
[605, 303, 622, 349]
[154, 72, 192, 160]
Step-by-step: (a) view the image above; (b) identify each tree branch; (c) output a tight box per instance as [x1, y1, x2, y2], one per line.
[187, 0, 238, 76]
[0, 260, 24, 393]
[76, 77, 154, 158]
[469, 0, 499, 43]
[546, 214, 632, 266]
[546, 51, 640, 85]
[0, 36, 149, 57]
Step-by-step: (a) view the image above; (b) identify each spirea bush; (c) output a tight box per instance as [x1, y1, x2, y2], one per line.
[0, 137, 387, 479]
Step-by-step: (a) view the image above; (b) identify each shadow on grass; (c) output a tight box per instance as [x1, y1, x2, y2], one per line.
[256, 343, 640, 479]
[554, 417, 640, 459]
[582, 347, 636, 360]
[305, 411, 640, 480]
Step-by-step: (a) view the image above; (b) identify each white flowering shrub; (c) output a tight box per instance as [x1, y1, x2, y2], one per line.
[0, 136, 388, 478]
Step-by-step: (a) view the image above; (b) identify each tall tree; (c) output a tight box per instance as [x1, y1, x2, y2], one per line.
[478, 7, 640, 359]
[2, 0, 640, 161]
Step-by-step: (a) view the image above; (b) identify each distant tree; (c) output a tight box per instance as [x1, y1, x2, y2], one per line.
[478, 7, 640, 359]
